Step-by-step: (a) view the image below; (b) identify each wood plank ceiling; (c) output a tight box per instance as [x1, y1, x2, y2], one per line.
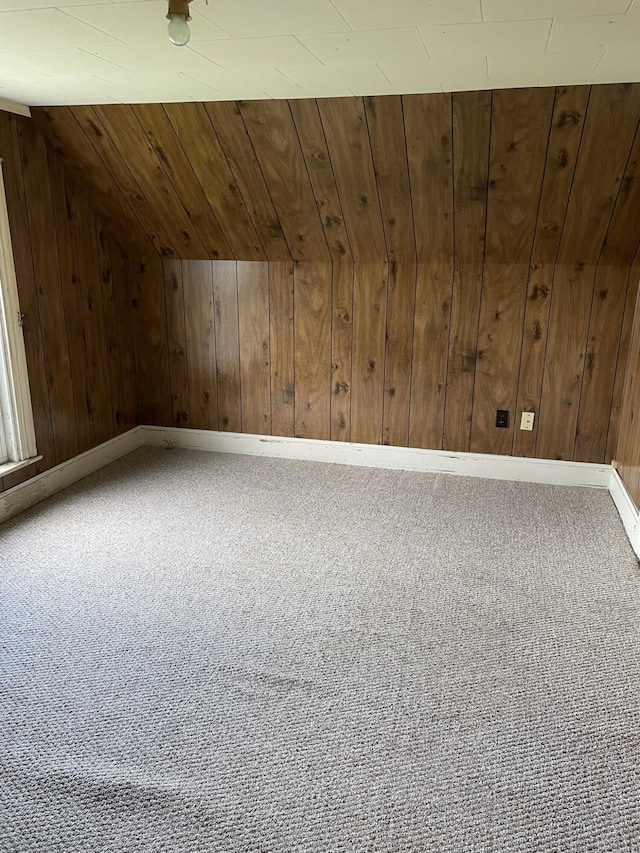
[31, 84, 640, 268]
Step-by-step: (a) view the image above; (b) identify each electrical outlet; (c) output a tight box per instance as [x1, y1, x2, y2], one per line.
[496, 410, 509, 428]
[520, 411, 535, 431]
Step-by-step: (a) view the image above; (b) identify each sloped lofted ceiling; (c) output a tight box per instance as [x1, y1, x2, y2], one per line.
[32, 82, 640, 266]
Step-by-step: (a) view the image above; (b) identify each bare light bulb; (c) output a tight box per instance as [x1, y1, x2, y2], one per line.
[168, 13, 190, 46]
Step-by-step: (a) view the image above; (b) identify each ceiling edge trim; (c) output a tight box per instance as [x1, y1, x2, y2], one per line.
[0, 99, 31, 119]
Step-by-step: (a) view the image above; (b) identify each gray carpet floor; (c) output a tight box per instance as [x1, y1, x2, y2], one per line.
[1, 447, 639, 852]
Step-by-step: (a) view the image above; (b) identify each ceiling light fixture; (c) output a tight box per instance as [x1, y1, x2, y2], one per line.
[167, 0, 192, 46]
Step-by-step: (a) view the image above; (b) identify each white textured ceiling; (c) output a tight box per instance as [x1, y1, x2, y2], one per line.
[0, 0, 639, 110]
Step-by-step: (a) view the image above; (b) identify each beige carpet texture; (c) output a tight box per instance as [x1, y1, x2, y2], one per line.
[1, 447, 639, 851]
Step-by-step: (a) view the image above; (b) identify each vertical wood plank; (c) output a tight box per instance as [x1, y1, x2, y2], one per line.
[163, 259, 190, 427]
[212, 261, 242, 433]
[133, 103, 233, 260]
[364, 96, 416, 263]
[205, 101, 291, 262]
[403, 93, 454, 263]
[470, 264, 530, 455]
[351, 261, 388, 445]
[96, 220, 126, 435]
[294, 261, 331, 440]
[289, 98, 353, 260]
[570, 83, 640, 471]
[511, 263, 554, 457]
[19, 120, 78, 464]
[110, 239, 139, 430]
[317, 98, 386, 261]
[575, 265, 629, 462]
[331, 257, 353, 442]
[183, 260, 217, 430]
[527, 86, 591, 265]
[237, 100, 329, 262]
[601, 128, 640, 267]
[409, 263, 453, 449]
[483, 88, 555, 264]
[383, 262, 416, 447]
[403, 93, 456, 450]
[444, 260, 484, 452]
[607, 269, 639, 463]
[444, 90, 491, 452]
[48, 152, 94, 454]
[536, 263, 596, 459]
[163, 102, 265, 261]
[92, 105, 209, 260]
[269, 261, 295, 436]
[513, 85, 590, 457]
[131, 251, 172, 426]
[31, 106, 153, 255]
[71, 189, 114, 444]
[616, 278, 640, 505]
[558, 83, 640, 265]
[68, 106, 175, 258]
[470, 88, 553, 455]
[237, 262, 271, 435]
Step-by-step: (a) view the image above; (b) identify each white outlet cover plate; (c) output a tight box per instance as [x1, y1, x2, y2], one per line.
[520, 412, 535, 431]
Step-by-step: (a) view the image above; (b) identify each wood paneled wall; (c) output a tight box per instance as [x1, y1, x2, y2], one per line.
[128, 257, 633, 463]
[617, 277, 640, 507]
[0, 111, 137, 493]
[14, 84, 640, 478]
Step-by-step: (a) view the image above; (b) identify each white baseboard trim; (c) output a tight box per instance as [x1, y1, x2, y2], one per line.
[609, 469, 640, 559]
[143, 426, 613, 488]
[4, 426, 633, 559]
[0, 426, 144, 525]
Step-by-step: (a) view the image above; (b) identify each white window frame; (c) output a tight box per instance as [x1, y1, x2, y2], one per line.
[0, 157, 38, 476]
